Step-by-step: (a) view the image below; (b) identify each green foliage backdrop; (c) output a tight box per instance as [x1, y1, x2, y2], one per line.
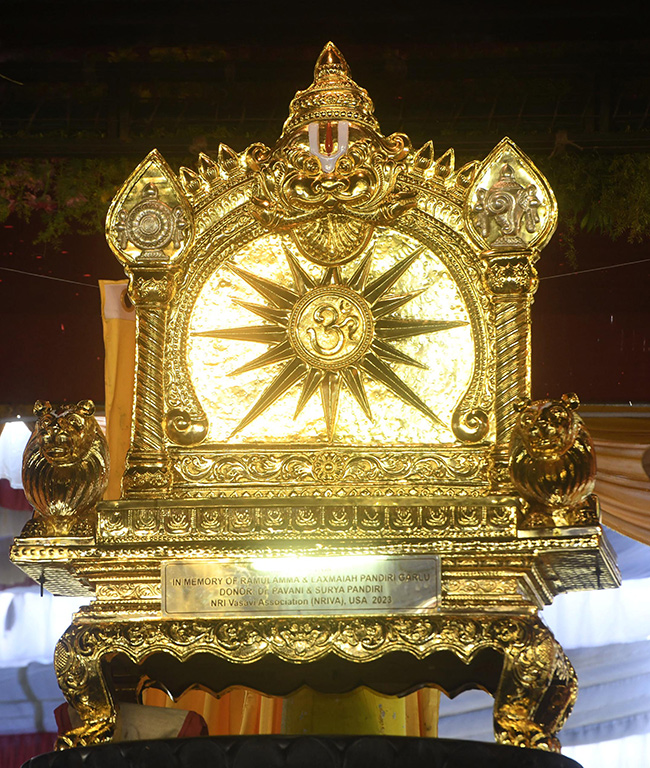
[1, 151, 649, 261]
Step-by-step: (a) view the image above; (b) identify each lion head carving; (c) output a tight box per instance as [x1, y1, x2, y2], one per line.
[515, 393, 582, 460]
[22, 400, 109, 536]
[509, 394, 596, 526]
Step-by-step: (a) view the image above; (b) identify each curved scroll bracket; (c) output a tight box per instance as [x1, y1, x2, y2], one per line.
[452, 407, 490, 443]
[54, 625, 119, 749]
[492, 619, 577, 752]
[165, 409, 209, 446]
[52, 613, 575, 752]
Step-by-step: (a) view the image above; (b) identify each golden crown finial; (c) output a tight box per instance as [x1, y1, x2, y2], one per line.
[314, 41, 350, 82]
[282, 42, 379, 136]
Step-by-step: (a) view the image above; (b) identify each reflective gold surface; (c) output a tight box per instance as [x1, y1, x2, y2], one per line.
[467, 137, 557, 253]
[22, 400, 108, 537]
[289, 285, 375, 370]
[11, 42, 618, 754]
[188, 231, 474, 445]
[510, 394, 597, 528]
[106, 150, 194, 266]
[51, 613, 577, 751]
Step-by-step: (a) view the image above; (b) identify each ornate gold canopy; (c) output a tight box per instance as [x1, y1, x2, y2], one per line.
[11, 43, 618, 753]
[97, 43, 561, 498]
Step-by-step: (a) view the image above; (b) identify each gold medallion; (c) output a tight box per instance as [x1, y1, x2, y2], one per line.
[289, 285, 374, 371]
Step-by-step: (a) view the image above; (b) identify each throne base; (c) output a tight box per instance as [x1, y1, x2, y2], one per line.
[21, 736, 583, 768]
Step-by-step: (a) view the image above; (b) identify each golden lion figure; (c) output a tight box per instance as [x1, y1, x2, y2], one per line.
[22, 400, 109, 537]
[509, 393, 597, 528]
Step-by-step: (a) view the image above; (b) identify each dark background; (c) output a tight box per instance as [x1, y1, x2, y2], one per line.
[1, 2, 648, 408]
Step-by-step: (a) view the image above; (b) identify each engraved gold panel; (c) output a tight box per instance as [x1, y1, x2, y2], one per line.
[187, 230, 474, 445]
[106, 150, 193, 267]
[51, 613, 577, 751]
[466, 137, 557, 253]
[95, 498, 518, 543]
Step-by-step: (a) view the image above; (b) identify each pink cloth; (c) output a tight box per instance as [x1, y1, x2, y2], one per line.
[0, 478, 31, 512]
[0, 732, 57, 767]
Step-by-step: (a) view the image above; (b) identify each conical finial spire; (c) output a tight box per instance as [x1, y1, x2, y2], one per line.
[282, 42, 379, 135]
[314, 41, 350, 83]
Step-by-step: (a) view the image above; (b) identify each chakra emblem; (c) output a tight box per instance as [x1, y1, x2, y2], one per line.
[114, 182, 189, 259]
[194, 246, 467, 440]
[312, 451, 347, 482]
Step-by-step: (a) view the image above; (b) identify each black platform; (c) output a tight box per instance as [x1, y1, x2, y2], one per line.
[21, 736, 582, 768]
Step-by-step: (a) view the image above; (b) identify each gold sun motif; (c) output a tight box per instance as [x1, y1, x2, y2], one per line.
[194, 246, 467, 441]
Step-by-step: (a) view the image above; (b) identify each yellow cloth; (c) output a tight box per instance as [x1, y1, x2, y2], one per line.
[142, 687, 284, 735]
[143, 686, 438, 737]
[283, 687, 438, 737]
[100, 280, 136, 500]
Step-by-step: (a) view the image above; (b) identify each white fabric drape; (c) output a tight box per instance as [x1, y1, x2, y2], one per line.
[0, 421, 31, 490]
[543, 576, 650, 648]
[563, 733, 650, 768]
[0, 589, 88, 668]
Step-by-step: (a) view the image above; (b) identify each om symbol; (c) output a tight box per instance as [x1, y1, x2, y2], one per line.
[307, 299, 360, 357]
[289, 285, 374, 370]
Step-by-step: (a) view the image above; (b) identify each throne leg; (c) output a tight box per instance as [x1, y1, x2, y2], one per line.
[54, 623, 119, 748]
[492, 618, 577, 752]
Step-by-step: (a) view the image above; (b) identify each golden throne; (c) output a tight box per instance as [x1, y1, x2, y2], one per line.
[11, 43, 619, 753]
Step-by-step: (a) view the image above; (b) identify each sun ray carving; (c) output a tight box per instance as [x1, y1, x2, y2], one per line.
[195, 247, 467, 440]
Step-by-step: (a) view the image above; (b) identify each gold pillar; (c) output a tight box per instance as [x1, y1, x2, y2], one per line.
[483, 250, 538, 489]
[123, 269, 176, 496]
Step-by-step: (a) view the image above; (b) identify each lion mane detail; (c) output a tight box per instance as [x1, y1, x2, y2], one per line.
[509, 393, 596, 526]
[22, 400, 109, 536]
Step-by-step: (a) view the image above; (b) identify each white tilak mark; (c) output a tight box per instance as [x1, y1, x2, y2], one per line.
[308, 121, 349, 172]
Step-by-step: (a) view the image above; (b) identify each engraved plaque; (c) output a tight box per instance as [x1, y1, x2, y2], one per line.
[162, 555, 440, 617]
